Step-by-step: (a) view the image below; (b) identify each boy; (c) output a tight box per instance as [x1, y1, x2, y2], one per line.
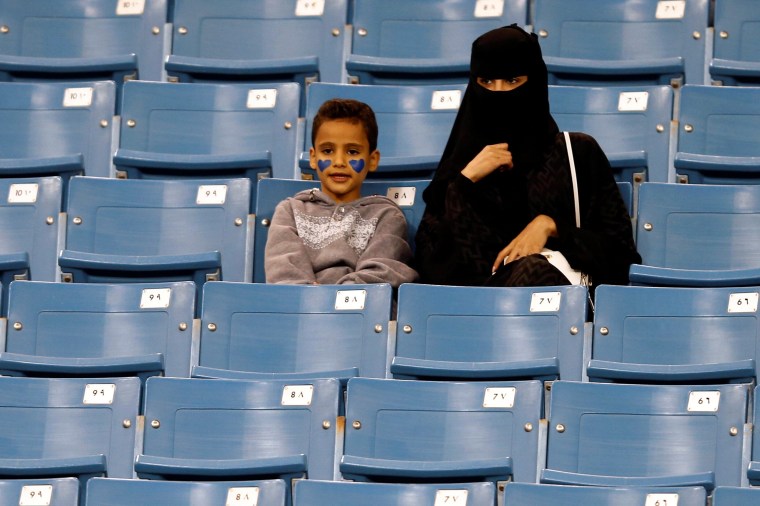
[265, 98, 418, 286]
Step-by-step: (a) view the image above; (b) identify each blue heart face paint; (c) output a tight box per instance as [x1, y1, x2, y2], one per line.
[317, 159, 331, 172]
[349, 159, 365, 174]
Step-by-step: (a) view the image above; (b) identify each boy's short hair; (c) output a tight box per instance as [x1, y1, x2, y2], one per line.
[311, 98, 379, 153]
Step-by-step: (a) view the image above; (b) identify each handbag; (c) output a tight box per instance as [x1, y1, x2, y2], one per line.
[539, 132, 590, 286]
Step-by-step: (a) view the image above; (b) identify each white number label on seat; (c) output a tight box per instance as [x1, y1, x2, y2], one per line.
[483, 387, 516, 408]
[117, 0, 146, 15]
[474, 0, 504, 18]
[431, 90, 462, 110]
[83, 384, 116, 405]
[727, 292, 759, 313]
[226, 487, 260, 506]
[655, 1, 685, 19]
[618, 91, 649, 111]
[386, 187, 415, 207]
[247, 89, 278, 109]
[687, 391, 720, 412]
[19, 485, 53, 506]
[63, 87, 93, 107]
[295, 0, 325, 16]
[140, 288, 172, 309]
[530, 292, 561, 312]
[282, 385, 314, 406]
[645, 493, 679, 506]
[335, 290, 366, 310]
[434, 489, 469, 506]
[8, 183, 38, 204]
[196, 185, 227, 204]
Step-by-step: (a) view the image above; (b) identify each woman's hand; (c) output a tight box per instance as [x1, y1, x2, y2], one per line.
[492, 215, 558, 273]
[461, 143, 513, 183]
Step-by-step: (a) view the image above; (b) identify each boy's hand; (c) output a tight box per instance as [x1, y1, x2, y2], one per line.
[461, 143, 513, 183]
[492, 215, 558, 273]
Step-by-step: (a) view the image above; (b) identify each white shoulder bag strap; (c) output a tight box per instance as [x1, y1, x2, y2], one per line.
[564, 131, 581, 228]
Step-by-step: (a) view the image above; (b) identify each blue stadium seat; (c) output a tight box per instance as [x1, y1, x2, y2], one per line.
[549, 85, 675, 188]
[135, 377, 340, 504]
[85, 478, 287, 506]
[346, 0, 528, 85]
[114, 81, 301, 208]
[341, 378, 543, 487]
[709, 0, 760, 86]
[294, 480, 496, 506]
[542, 381, 749, 491]
[392, 284, 588, 381]
[504, 483, 707, 506]
[617, 181, 633, 216]
[0, 281, 195, 383]
[300, 82, 465, 180]
[746, 385, 760, 485]
[0, 376, 140, 501]
[0, 177, 62, 314]
[0, 81, 115, 186]
[58, 177, 253, 305]
[0, 478, 79, 506]
[674, 85, 760, 185]
[714, 486, 760, 505]
[0, 0, 168, 99]
[193, 281, 392, 385]
[253, 178, 427, 282]
[629, 182, 760, 287]
[533, 0, 710, 86]
[166, 0, 349, 108]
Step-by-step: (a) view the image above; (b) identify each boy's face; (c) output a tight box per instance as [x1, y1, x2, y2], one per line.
[310, 118, 379, 203]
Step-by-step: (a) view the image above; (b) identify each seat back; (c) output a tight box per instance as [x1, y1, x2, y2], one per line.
[674, 85, 760, 185]
[85, 477, 287, 506]
[504, 483, 707, 506]
[115, 81, 301, 208]
[549, 85, 674, 186]
[347, 0, 528, 85]
[301, 82, 464, 180]
[341, 378, 543, 484]
[1, 281, 196, 381]
[392, 284, 588, 381]
[194, 282, 392, 382]
[253, 178, 427, 282]
[710, 0, 760, 86]
[534, 0, 710, 86]
[713, 486, 760, 506]
[0, 478, 79, 506]
[542, 381, 749, 490]
[589, 284, 760, 383]
[294, 480, 496, 506]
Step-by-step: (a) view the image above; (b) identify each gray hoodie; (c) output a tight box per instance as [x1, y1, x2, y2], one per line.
[265, 188, 419, 287]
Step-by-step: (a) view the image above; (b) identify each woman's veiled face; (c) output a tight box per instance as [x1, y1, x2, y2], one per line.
[475, 76, 528, 91]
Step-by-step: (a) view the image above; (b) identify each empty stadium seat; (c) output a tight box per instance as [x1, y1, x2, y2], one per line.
[85, 478, 287, 506]
[135, 377, 341, 503]
[629, 182, 760, 287]
[392, 283, 588, 381]
[0, 376, 140, 501]
[709, 0, 760, 86]
[341, 378, 543, 487]
[0, 478, 79, 506]
[617, 181, 633, 216]
[300, 82, 465, 180]
[346, 0, 528, 85]
[114, 81, 301, 208]
[713, 486, 760, 505]
[193, 281, 392, 385]
[0, 81, 115, 186]
[0, 281, 196, 384]
[549, 85, 675, 188]
[746, 385, 760, 485]
[533, 0, 710, 86]
[0, 0, 168, 97]
[253, 178, 427, 282]
[588, 284, 760, 384]
[504, 483, 707, 506]
[294, 480, 496, 506]
[674, 85, 760, 185]
[0, 177, 63, 314]
[58, 177, 253, 305]
[541, 381, 749, 491]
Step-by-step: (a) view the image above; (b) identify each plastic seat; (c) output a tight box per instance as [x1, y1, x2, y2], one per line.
[588, 284, 760, 384]
[549, 85, 674, 188]
[504, 483, 707, 506]
[746, 385, 760, 485]
[709, 0, 760, 86]
[85, 478, 287, 506]
[58, 177, 253, 306]
[193, 282, 392, 385]
[341, 378, 543, 487]
[534, 0, 710, 86]
[713, 486, 760, 505]
[0, 281, 196, 385]
[294, 480, 496, 506]
[541, 381, 749, 491]
[300, 82, 465, 180]
[0, 177, 63, 314]
[0, 81, 115, 187]
[114, 81, 301, 209]
[135, 377, 341, 504]
[253, 178, 427, 282]
[0, 376, 140, 501]
[0, 478, 79, 506]
[674, 85, 760, 185]
[629, 182, 760, 287]
[346, 0, 528, 85]
[391, 284, 588, 381]
[0, 0, 168, 101]
[617, 181, 633, 216]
